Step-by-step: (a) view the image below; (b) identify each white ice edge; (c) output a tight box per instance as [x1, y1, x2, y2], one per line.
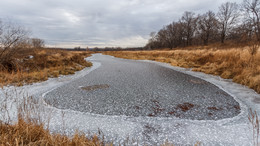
[0, 54, 259, 145]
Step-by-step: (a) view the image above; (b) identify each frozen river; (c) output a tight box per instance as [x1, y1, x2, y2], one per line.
[45, 54, 240, 120]
[1, 54, 260, 145]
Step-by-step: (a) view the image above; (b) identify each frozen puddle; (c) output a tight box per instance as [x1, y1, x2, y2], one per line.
[0, 54, 259, 145]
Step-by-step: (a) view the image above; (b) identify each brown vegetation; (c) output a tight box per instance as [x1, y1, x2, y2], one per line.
[0, 118, 103, 146]
[148, 100, 165, 117]
[0, 48, 92, 87]
[103, 47, 260, 93]
[248, 109, 260, 146]
[177, 103, 195, 112]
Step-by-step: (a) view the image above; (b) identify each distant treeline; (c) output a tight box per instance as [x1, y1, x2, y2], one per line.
[146, 0, 260, 49]
[98, 47, 145, 51]
[52, 47, 145, 51]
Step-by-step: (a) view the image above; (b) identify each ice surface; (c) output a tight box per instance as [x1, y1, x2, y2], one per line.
[44, 54, 240, 120]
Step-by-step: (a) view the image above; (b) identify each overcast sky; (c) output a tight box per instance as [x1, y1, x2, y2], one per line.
[0, 0, 243, 48]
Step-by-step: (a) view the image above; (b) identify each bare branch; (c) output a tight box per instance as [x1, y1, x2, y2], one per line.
[217, 2, 239, 43]
[0, 19, 29, 72]
[197, 11, 218, 45]
[242, 0, 260, 42]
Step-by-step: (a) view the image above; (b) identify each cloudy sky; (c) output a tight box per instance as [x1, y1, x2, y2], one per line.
[0, 0, 243, 48]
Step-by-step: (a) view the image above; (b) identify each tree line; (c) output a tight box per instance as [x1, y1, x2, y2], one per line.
[146, 0, 260, 49]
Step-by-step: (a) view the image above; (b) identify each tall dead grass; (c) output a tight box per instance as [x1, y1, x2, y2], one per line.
[103, 47, 260, 93]
[0, 118, 103, 146]
[0, 49, 92, 87]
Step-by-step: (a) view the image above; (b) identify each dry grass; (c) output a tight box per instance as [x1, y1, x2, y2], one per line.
[248, 109, 260, 146]
[0, 48, 92, 87]
[0, 118, 103, 146]
[103, 47, 260, 93]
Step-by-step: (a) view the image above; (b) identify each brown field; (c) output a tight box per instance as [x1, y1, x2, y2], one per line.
[0, 48, 92, 87]
[103, 47, 260, 93]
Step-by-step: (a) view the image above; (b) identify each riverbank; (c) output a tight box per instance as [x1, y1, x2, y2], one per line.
[0, 48, 92, 87]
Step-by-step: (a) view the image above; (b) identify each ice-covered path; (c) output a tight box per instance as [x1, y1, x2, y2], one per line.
[1, 54, 260, 145]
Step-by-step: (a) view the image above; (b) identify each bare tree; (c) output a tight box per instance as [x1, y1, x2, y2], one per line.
[197, 11, 219, 45]
[0, 20, 29, 71]
[150, 32, 156, 40]
[145, 2, 252, 49]
[31, 38, 44, 48]
[0, 22, 28, 49]
[217, 2, 239, 43]
[161, 23, 177, 49]
[146, 21, 187, 49]
[156, 28, 168, 48]
[242, 0, 260, 43]
[0, 20, 3, 36]
[146, 32, 157, 49]
[155, 23, 179, 49]
[181, 11, 198, 46]
[228, 21, 254, 43]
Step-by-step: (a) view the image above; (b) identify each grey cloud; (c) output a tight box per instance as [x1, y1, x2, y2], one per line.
[0, 0, 243, 48]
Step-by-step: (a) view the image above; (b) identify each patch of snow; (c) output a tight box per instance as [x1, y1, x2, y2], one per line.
[29, 55, 34, 59]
